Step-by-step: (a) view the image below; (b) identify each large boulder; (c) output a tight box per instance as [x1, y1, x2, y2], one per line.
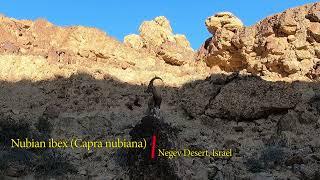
[138, 16, 175, 48]
[124, 16, 195, 66]
[205, 12, 244, 35]
[157, 41, 195, 66]
[204, 77, 301, 120]
[124, 34, 144, 49]
[173, 34, 192, 50]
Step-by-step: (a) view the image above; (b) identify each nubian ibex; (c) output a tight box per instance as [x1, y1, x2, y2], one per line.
[145, 76, 163, 117]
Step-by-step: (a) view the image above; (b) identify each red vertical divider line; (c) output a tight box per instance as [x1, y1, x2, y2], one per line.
[151, 134, 157, 159]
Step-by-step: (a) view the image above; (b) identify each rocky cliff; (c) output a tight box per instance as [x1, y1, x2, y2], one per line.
[198, 3, 320, 82]
[0, 15, 208, 86]
[0, 2, 320, 180]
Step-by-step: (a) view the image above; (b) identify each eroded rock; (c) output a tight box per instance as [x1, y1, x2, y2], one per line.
[124, 16, 195, 66]
[205, 12, 244, 35]
[199, 2, 320, 81]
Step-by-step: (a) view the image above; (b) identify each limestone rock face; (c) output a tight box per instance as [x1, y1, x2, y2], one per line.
[205, 12, 244, 35]
[0, 16, 130, 65]
[124, 16, 194, 66]
[173, 34, 191, 49]
[198, 2, 320, 81]
[157, 41, 195, 66]
[205, 77, 301, 120]
[124, 34, 144, 49]
[139, 16, 174, 47]
[0, 15, 208, 85]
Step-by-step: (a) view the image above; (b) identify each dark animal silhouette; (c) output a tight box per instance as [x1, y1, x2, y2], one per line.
[145, 76, 163, 117]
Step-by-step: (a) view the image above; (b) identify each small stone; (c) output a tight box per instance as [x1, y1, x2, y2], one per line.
[252, 126, 263, 133]
[287, 35, 296, 42]
[79, 169, 87, 175]
[292, 164, 300, 173]
[223, 139, 241, 153]
[207, 166, 218, 179]
[285, 155, 304, 166]
[310, 153, 320, 161]
[11, 109, 20, 115]
[233, 125, 244, 132]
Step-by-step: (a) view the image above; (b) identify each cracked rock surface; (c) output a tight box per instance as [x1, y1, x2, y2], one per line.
[198, 3, 320, 82]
